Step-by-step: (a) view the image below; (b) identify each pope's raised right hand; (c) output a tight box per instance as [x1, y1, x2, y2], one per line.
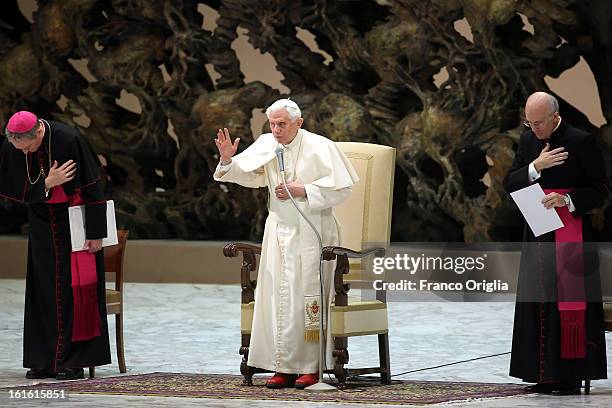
[214, 128, 240, 165]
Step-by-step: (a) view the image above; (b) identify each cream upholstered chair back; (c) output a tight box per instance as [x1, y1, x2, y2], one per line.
[328, 143, 395, 385]
[334, 142, 396, 252]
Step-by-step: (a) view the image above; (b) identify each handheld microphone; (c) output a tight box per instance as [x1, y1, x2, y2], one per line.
[275, 146, 285, 172]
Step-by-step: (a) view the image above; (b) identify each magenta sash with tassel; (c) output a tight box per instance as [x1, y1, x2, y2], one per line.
[544, 188, 586, 359]
[48, 186, 101, 341]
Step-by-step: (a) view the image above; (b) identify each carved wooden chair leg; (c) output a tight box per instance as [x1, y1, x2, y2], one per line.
[333, 337, 349, 386]
[584, 380, 591, 394]
[378, 333, 391, 384]
[240, 359, 254, 386]
[116, 313, 127, 373]
[334, 364, 347, 387]
[88, 366, 95, 378]
[239, 333, 253, 385]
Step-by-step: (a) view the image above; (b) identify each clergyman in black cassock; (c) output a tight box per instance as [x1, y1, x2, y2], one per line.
[1, 111, 110, 380]
[504, 92, 609, 395]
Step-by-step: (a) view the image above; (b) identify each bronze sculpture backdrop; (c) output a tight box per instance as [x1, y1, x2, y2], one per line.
[0, 0, 610, 241]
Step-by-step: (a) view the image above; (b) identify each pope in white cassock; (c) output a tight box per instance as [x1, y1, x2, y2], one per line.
[213, 99, 359, 389]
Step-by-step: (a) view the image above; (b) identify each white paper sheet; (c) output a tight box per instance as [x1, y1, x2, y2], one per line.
[510, 184, 564, 237]
[68, 200, 118, 252]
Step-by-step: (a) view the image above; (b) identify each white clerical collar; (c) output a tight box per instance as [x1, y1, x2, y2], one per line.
[283, 128, 303, 150]
[553, 116, 562, 132]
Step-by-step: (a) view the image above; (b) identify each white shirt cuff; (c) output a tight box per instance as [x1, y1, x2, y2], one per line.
[214, 160, 233, 179]
[218, 160, 232, 169]
[566, 194, 576, 213]
[528, 162, 541, 182]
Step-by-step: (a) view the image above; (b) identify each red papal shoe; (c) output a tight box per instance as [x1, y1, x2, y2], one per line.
[295, 373, 319, 389]
[265, 373, 297, 389]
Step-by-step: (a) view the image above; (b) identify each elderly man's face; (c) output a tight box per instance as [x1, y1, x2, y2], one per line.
[524, 102, 559, 140]
[8, 122, 45, 153]
[268, 109, 303, 145]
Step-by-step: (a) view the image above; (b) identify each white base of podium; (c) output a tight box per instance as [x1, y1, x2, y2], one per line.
[305, 381, 338, 392]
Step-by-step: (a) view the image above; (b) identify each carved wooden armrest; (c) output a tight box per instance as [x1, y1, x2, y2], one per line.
[223, 243, 262, 257]
[223, 243, 262, 304]
[321, 246, 385, 261]
[321, 246, 386, 306]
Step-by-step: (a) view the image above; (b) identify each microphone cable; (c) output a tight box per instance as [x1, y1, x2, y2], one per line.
[334, 351, 512, 393]
[277, 149, 332, 382]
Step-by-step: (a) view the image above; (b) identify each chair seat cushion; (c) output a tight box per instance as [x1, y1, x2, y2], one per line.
[106, 289, 121, 303]
[240, 299, 388, 337]
[331, 299, 388, 337]
[241, 302, 255, 334]
[105, 289, 121, 315]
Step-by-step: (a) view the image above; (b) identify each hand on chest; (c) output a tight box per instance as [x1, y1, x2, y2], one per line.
[529, 139, 581, 183]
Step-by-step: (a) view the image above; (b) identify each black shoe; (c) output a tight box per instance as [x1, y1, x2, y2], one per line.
[25, 368, 55, 379]
[525, 382, 556, 394]
[551, 381, 581, 396]
[56, 368, 84, 380]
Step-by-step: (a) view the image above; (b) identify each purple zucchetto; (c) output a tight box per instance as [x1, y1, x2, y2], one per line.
[6, 111, 38, 133]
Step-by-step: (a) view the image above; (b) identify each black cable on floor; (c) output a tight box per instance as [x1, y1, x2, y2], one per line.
[328, 351, 512, 392]
[328, 330, 612, 390]
[391, 351, 511, 377]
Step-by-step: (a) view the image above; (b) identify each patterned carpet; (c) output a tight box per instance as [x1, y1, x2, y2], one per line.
[11, 373, 528, 404]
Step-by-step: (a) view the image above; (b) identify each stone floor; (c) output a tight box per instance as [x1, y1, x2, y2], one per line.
[1, 279, 611, 407]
